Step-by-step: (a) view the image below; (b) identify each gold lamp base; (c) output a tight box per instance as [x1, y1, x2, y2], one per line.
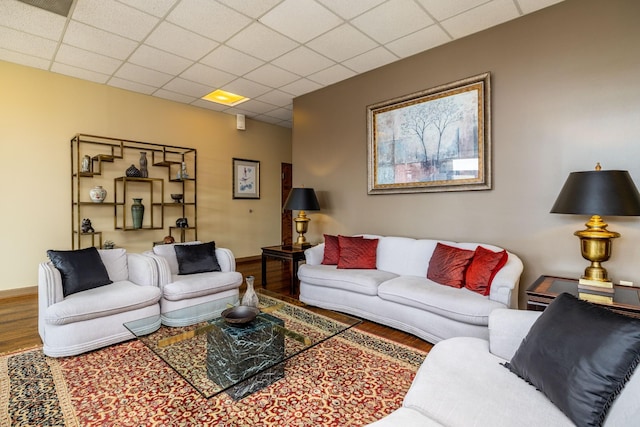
[574, 215, 620, 282]
[293, 210, 311, 248]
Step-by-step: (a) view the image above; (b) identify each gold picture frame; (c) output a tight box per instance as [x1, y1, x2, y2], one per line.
[367, 72, 491, 194]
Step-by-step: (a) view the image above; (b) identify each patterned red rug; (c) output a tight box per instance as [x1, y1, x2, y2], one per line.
[1, 328, 427, 426]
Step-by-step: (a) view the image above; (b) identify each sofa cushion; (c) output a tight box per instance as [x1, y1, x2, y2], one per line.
[337, 236, 378, 269]
[322, 234, 363, 265]
[163, 271, 243, 301]
[505, 293, 640, 427]
[298, 264, 398, 296]
[465, 246, 508, 296]
[152, 241, 201, 275]
[98, 248, 128, 282]
[174, 241, 221, 275]
[44, 281, 161, 325]
[378, 276, 506, 325]
[375, 237, 440, 277]
[427, 243, 475, 288]
[47, 247, 113, 297]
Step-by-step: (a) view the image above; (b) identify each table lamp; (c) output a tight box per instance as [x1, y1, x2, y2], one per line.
[283, 188, 320, 247]
[550, 163, 640, 284]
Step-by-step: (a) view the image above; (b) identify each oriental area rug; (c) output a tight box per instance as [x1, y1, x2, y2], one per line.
[1, 317, 427, 426]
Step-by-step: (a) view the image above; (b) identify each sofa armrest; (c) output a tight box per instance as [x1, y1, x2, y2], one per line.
[304, 243, 325, 265]
[143, 251, 172, 287]
[488, 308, 541, 360]
[215, 247, 236, 272]
[127, 253, 158, 287]
[38, 261, 65, 339]
[488, 251, 524, 308]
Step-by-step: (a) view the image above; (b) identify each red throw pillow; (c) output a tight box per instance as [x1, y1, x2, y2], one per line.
[337, 236, 378, 269]
[465, 246, 508, 296]
[427, 243, 475, 288]
[322, 234, 363, 265]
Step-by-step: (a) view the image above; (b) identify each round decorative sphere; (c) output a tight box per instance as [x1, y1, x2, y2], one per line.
[89, 186, 107, 203]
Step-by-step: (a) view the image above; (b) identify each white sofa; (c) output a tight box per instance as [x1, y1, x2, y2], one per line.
[298, 235, 523, 343]
[38, 248, 162, 357]
[367, 308, 640, 426]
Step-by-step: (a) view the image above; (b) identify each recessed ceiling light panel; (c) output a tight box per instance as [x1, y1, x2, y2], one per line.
[201, 89, 250, 107]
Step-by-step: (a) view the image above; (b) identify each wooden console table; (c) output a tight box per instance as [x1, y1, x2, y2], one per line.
[261, 245, 310, 295]
[526, 275, 640, 319]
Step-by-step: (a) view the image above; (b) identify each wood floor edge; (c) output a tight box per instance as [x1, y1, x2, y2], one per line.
[0, 285, 37, 300]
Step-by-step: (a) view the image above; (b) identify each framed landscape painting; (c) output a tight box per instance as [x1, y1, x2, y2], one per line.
[367, 72, 491, 194]
[233, 158, 260, 199]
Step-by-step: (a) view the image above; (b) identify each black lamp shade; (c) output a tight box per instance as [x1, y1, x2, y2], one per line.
[283, 188, 320, 211]
[550, 170, 640, 216]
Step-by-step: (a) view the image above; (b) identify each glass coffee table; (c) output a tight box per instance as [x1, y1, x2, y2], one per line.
[124, 293, 361, 400]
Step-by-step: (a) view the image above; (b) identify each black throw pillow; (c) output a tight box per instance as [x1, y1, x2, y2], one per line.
[47, 247, 113, 297]
[174, 241, 221, 275]
[505, 292, 640, 427]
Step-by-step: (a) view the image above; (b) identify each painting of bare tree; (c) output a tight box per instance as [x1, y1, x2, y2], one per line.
[368, 73, 491, 194]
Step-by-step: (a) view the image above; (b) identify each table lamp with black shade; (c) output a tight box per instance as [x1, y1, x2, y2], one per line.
[550, 163, 640, 285]
[283, 188, 320, 248]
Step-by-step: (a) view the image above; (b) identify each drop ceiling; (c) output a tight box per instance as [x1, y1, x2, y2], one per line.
[0, 0, 563, 128]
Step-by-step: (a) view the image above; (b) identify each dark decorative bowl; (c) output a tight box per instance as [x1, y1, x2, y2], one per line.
[221, 306, 260, 325]
[170, 193, 183, 203]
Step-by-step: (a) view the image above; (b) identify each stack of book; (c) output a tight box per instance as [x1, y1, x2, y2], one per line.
[578, 278, 614, 304]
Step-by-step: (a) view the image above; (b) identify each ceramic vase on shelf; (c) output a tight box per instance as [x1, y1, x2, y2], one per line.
[89, 186, 107, 203]
[241, 275, 259, 308]
[139, 152, 148, 178]
[131, 198, 144, 229]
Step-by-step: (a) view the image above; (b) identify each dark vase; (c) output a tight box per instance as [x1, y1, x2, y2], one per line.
[131, 198, 144, 229]
[139, 152, 148, 178]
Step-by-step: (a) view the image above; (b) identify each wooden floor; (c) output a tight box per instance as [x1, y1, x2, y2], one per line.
[0, 257, 433, 354]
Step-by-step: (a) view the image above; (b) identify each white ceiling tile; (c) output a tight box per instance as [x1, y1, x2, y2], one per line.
[162, 77, 211, 97]
[0, 26, 57, 59]
[260, 0, 342, 44]
[244, 64, 300, 87]
[63, 21, 138, 60]
[0, 0, 66, 40]
[108, 77, 157, 94]
[155, 89, 198, 104]
[72, 0, 159, 41]
[0, 48, 50, 70]
[238, 99, 279, 115]
[271, 46, 335, 77]
[386, 25, 451, 58]
[217, 0, 284, 19]
[352, 0, 434, 44]
[115, 63, 173, 87]
[254, 114, 283, 125]
[117, 0, 179, 17]
[279, 78, 323, 96]
[318, 0, 387, 20]
[145, 22, 219, 61]
[56, 44, 122, 74]
[255, 89, 295, 107]
[263, 107, 293, 121]
[129, 45, 193, 75]
[223, 77, 271, 98]
[200, 45, 263, 75]
[51, 62, 110, 84]
[342, 47, 398, 73]
[227, 22, 298, 61]
[517, 0, 565, 14]
[191, 98, 231, 111]
[167, 0, 251, 42]
[180, 63, 236, 88]
[307, 64, 356, 86]
[307, 24, 378, 62]
[442, 0, 520, 39]
[415, 0, 488, 21]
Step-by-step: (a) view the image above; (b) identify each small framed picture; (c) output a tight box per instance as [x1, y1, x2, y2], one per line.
[232, 158, 260, 199]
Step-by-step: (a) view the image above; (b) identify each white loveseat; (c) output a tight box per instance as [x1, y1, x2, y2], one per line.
[298, 235, 523, 343]
[367, 308, 640, 426]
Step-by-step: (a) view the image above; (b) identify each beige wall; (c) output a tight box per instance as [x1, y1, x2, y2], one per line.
[0, 61, 291, 291]
[293, 0, 640, 307]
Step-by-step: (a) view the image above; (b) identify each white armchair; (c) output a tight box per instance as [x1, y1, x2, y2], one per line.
[145, 242, 243, 327]
[38, 248, 162, 357]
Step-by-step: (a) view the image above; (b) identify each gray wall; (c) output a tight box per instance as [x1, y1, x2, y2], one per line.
[292, 0, 640, 307]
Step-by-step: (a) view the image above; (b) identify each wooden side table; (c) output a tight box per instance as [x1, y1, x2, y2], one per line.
[261, 245, 310, 295]
[526, 275, 640, 319]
